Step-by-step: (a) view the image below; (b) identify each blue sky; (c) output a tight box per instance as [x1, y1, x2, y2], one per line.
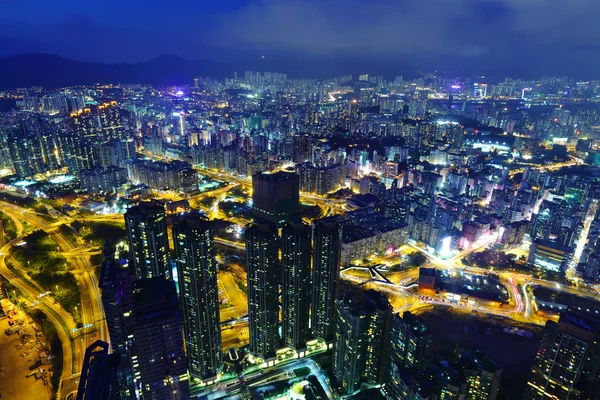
[2, 0, 600, 77]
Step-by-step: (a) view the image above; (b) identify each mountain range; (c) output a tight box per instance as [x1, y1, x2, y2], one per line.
[0, 54, 236, 89]
[0, 53, 424, 90]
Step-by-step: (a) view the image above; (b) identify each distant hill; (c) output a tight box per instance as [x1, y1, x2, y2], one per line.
[0, 53, 421, 89]
[0, 54, 233, 89]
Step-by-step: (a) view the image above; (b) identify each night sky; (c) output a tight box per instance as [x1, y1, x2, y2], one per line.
[2, 0, 600, 77]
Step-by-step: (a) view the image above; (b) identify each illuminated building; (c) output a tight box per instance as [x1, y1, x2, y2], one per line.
[332, 289, 393, 395]
[252, 171, 300, 225]
[70, 107, 96, 138]
[173, 214, 222, 380]
[531, 201, 562, 241]
[311, 219, 342, 342]
[80, 166, 127, 194]
[99, 138, 136, 169]
[390, 312, 432, 372]
[524, 312, 600, 399]
[58, 131, 100, 174]
[281, 223, 311, 350]
[497, 220, 529, 247]
[460, 351, 502, 400]
[527, 239, 574, 273]
[126, 159, 198, 195]
[292, 135, 312, 164]
[98, 244, 136, 399]
[131, 278, 189, 400]
[417, 268, 437, 296]
[38, 130, 60, 170]
[473, 83, 488, 99]
[7, 128, 32, 177]
[98, 101, 124, 140]
[296, 163, 344, 195]
[124, 200, 170, 280]
[245, 223, 279, 359]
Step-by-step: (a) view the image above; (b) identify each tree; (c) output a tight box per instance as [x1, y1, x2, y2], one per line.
[406, 251, 427, 267]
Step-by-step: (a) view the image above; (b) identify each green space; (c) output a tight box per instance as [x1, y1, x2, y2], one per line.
[227, 186, 249, 198]
[388, 251, 427, 271]
[58, 224, 78, 244]
[219, 200, 253, 220]
[462, 250, 529, 272]
[69, 220, 126, 249]
[0, 211, 18, 240]
[11, 230, 80, 320]
[194, 195, 218, 209]
[300, 204, 322, 219]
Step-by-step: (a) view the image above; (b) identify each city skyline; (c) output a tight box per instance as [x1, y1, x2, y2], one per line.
[2, 20, 600, 398]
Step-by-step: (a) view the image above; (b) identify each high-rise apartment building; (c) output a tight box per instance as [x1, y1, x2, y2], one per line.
[311, 219, 342, 342]
[131, 278, 189, 400]
[173, 214, 223, 380]
[461, 351, 502, 400]
[58, 130, 100, 174]
[333, 289, 394, 395]
[390, 311, 432, 372]
[124, 200, 170, 280]
[76, 340, 122, 400]
[252, 171, 300, 225]
[70, 108, 97, 138]
[7, 128, 32, 178]
[524, 312, 600, 399]
[281, 223, 311, 350]
[98, 243, 135, 399]
[98, 101, 124, 140]
[246, 223, 279, 359]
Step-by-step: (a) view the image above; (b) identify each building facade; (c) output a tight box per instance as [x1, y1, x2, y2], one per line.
[173, 214, 223, 380]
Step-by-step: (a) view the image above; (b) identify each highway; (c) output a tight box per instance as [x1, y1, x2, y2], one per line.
[341, 255, 600, 327]
[0, 201, 109, 399]
[0, 234, 77, 395]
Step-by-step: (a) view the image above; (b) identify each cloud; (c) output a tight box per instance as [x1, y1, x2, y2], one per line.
[2, 0, 600, 77]
[208, 0, 600, 65]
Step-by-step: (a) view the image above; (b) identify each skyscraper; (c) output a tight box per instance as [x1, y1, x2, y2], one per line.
[76, 340, 122, 400]
[173, 214, 223, 380]
[245, 223, 279, 359]
[390, 311, 432, 372]
[58, 130, 100, 175]
[131, 278, 189, 400]
[70, 107, 97, 138]
[461, 351, 502, 400]
[98, 242, 136, 399]
[124, 200, 170, 280]
[98, 101, 124, 140]
[332, 289, 394, 395]
[524, 312, 600, 399]
[311, 218, 342, 342]
[252, 171, 300, 225]
[7, 127, 32, 177]
[281, 223, 311, 350]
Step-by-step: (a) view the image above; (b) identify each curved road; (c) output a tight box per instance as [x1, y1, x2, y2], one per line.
[0, 201, 109, 399]
[0, 234, 77, 394]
